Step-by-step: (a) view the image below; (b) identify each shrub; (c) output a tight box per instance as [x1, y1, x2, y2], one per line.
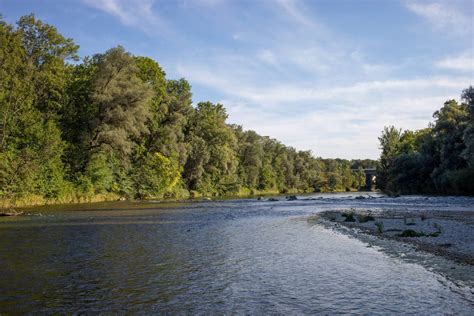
[398, 229, 425, 237]
[375, 221, 384, 233]
[342, 212, 356, 222]
[358, 213, 375, 223]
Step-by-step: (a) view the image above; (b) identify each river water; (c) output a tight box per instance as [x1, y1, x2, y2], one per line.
[1, 193, 473, 314]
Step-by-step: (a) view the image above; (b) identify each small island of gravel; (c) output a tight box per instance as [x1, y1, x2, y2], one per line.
[316, 208, 474, 265]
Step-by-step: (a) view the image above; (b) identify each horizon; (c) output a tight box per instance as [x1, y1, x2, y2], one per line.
[1, 0, 472, 159]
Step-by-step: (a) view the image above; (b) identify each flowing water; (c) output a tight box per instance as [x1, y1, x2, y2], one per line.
[1, 193, 473, 314]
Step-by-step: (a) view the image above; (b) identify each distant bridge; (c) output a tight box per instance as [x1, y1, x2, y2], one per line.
[352, 168, 377, 190]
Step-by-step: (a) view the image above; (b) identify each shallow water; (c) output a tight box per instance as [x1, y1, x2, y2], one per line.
[1, 193, 473, 313]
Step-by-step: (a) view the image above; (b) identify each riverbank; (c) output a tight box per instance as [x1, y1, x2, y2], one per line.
[315, 208, 474, 265]
[0, 187, 366, 210]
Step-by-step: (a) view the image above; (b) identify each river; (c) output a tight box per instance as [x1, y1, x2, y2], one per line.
[1, 193, 473, 314]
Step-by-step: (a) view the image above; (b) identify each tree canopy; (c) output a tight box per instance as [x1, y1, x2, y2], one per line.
[1, 15, 379, 205]
[377, 88, 474, 195]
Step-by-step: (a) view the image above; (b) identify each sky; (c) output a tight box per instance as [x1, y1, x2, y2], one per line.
[1, 0, 473, 159]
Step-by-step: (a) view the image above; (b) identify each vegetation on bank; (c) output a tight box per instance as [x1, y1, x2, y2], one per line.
[0, 15, 376, 208]
[377, 87, 474, 196]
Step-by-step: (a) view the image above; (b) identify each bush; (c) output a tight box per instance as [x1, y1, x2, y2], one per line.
[358, 213, 375, 223]
[375, 221, 384, 233]
[398, 229, 425, 237]
[342, 212, 356, 222]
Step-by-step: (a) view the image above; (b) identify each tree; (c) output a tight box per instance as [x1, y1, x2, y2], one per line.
[144, 78, 193, 165]
[88, 46, 153, 156]
[184, 102, 238, 194]
[377, 89, 474, 195]
[1, 15, 385, 204]
[17, 14, 79, 118]
[461, 86, 474, 168]
[431, 100, 469, 193]
[377, 126, 401, 191]
[238, 130, 264, 188]
[0, 15, 75, 200]
[132, 148, 182, 199]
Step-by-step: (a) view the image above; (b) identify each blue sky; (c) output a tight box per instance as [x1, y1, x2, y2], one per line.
[1, 0, 473, 159]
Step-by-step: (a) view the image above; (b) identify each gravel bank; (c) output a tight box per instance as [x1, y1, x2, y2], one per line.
[317, 208, 474, 265]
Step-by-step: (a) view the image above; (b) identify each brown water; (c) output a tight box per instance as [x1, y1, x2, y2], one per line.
[1, 193, 473, 313]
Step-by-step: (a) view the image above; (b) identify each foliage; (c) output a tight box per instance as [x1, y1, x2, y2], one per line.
[375, 221, 384, 234]
[0, 15, 378, 206]
[132, 150, 182, 199]
[342, 212, 356, 222]
[397, 229, 425, 237]
[358, 213, 375, 223]
[377, 88, 474, 195]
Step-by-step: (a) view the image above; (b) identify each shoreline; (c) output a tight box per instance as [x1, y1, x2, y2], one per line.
[0, 188, 369, 211]
[314, 209, 474, 266]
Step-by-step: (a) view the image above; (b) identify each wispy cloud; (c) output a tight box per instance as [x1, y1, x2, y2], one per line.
[77, 0, 472, 158]
[436, 52, 474, 72]
[275, 0, 314, 27]
[222, 94, 457, 159]
[178, 62, 470, 105]
[170, 0, 472, 159]
[256, 49, 278, 66]
[178, 54, 471, 159]
[82, 0, 165, 35]
[404, 0, 473, 36]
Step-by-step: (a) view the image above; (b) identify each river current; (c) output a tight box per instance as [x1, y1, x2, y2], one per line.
[1, 193, 473, 314]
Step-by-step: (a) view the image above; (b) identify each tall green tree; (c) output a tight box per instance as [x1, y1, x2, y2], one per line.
[377, 126, 402, 191]
[0, 15, 76, 200]
[377, 89, 474, 195]
[88, 46, 153, 156]
[1, 15, 382, 205]
[461, 87, 474, 168]
[431, 100, 469, 192]
[184, 102, 238, 194]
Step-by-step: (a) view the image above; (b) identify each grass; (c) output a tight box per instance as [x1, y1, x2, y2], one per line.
[358, 213, 375, 223]
[0, 192, 121, 209]
[375, 221, 384, 233]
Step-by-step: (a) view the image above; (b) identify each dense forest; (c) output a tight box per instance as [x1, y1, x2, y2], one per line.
[0, 15, 377, 206]
[377, 87, 474, 195]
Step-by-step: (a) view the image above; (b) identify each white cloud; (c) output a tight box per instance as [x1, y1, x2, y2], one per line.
[436, 52, 474, 72]
[178, 62, 471, 104]
[179, 59, 471, 158]
[404, 0, 473, 36]
[275, 0, 314, 27]
[81, 0, 473, 158]
[82, 0, 165, 35]
[222, 94, 460, 159]
[257, 49, 278, 65]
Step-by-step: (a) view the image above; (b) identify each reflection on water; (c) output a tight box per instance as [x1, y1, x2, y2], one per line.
[1, 193, 473, 313]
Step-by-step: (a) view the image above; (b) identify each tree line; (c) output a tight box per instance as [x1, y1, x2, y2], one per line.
[377, 87, 474, 195]
[0, 15, 375, 205]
